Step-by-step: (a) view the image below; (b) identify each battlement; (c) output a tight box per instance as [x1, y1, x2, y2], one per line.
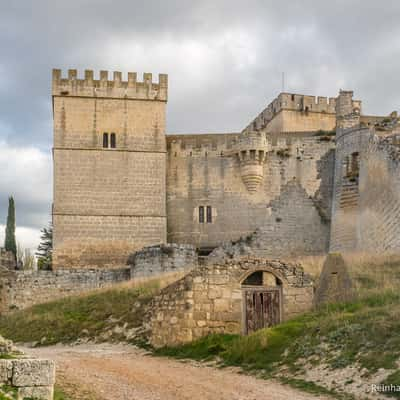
[52, 69, 168, 101]
[167, 131, 333, 159]
[243, 92, 361, 134]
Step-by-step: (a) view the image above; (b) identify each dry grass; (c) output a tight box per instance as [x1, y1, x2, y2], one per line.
[287, 251, 400, 297]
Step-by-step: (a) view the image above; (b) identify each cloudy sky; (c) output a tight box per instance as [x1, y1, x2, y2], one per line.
[0, 0, 399, 251]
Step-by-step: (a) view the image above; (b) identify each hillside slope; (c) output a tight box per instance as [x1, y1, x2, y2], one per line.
[0, 255, 399, 399]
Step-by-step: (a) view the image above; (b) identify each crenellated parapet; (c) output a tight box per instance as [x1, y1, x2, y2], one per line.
[243, 92, 362, 134]
[52, 69, 168, 101]
[243, 92, 340, 133]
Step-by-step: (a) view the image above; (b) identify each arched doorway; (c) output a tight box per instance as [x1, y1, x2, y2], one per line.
[241, 270, 283, 334]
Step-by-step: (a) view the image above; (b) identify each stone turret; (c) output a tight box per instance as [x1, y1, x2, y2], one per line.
[336, 90, 360, 131]
[231, 131, 268, 192]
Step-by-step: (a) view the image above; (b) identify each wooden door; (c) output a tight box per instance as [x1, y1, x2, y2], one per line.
[245, 289, 281, 334]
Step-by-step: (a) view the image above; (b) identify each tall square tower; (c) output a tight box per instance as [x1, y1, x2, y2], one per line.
[52, 69, 168, 268]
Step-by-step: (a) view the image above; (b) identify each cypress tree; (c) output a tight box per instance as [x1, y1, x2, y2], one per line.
[4, 197, 17, 260]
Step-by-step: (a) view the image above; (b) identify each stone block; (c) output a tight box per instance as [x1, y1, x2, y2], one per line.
[208, 287, 222, 299]
[18, 385, 54, 400]
[12, 359, 55, 387]
[0, 360, 10, 382]
[213, 299, 230, 312]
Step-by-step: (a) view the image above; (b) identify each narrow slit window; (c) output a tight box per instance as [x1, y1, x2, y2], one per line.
[103, 133, 109, 148]
[110, 133, 116, 148]
[199, 206, 205, 223]
[206, 206, 212, 223]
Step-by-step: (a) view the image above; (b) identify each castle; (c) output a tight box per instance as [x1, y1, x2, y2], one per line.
[51, 69, 400, 269]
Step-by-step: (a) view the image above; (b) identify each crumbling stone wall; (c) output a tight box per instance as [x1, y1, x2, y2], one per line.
[128, 243, 198, 279]
[146, 258, 313, 347]
[0, 268, 130, 313]
[207, 180, 329, 263]
[167, 132, 334, 251]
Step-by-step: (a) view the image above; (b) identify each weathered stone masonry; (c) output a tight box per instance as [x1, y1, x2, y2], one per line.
[0, 268, 130, 313]
[50, 69, 400, 270]
[147, 258, 313, 347]
[129, 243, 198, 279]
[52, 69, 168, 268]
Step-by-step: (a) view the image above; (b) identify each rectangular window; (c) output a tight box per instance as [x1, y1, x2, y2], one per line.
[110, 133, 116, 148]
[206, 206, 212, 223]
[199, 206, 204, 223]
[103, 133, 108, 148]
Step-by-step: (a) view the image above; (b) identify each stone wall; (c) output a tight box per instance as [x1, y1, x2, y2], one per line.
[128, 243, 198, 279]
[356, 135, 400, 251]
[0, 358, 55, 399]
[166, 131, 334, 250]
[146, 258, 314, 347]
[52, 69, 168, 268]
[330, 119, 400, 253]
[0, 268, 130, 313]
[207, 179, 330, 263]
[0, 335, 55, 400]
[329, 127, 372, 251]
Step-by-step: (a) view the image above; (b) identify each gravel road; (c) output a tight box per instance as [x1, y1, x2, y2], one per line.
[22, 343, 332, 400]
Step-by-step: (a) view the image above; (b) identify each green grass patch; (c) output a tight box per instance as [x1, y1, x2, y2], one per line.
[278, 377, 354, 399]
[54, 386, 71, 400]
[0, 282, 159, 346]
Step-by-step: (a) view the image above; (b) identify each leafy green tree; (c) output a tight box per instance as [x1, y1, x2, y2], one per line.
[4, 196, 17, 261]
[36, 223, 53, 270]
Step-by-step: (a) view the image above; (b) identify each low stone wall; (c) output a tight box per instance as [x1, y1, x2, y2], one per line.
[0, 268, 131, 313]
[146, 258, 314, 347]
[0, 358, 55, 399]
[128, 243, 198, 279]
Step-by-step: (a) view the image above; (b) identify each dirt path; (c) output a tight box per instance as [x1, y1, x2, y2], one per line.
[22, 344, 331, 400]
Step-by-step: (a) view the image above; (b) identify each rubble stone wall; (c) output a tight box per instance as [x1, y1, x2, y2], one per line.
[147, 258, 314, 347]
[0, 268, 130, 313]
[129, 243, 198, 279]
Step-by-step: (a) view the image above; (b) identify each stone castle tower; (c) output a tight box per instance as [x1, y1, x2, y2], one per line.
[52, 69, 168, 268]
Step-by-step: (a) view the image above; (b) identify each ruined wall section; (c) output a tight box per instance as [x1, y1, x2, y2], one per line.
[0, 268, 130, 313]
[207, 180, 330, 263]
[166, 132, 334, 249]
[52, 69, 168, 268]
[128, 243, 198, 279]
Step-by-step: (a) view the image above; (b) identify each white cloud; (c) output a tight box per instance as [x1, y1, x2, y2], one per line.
[0, 140, 52, 230]
[0, 224, 41, 253]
